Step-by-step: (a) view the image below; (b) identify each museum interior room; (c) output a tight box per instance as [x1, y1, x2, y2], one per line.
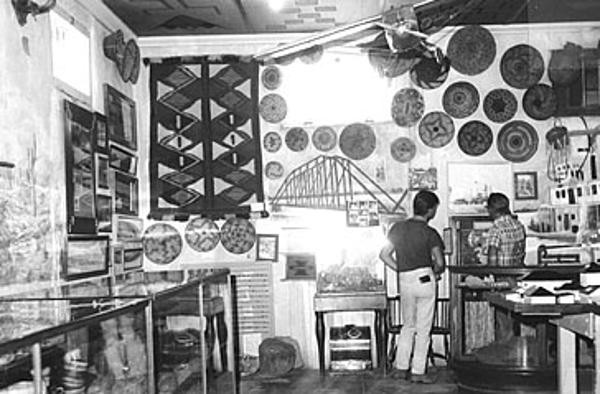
[4, 0, 600, 393]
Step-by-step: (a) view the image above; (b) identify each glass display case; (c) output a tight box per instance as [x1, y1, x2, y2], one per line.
[0, 294, 151, 394]
[112, 269, 237, 394]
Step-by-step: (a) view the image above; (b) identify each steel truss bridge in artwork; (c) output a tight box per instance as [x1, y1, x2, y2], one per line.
[271, 155, 407, 213]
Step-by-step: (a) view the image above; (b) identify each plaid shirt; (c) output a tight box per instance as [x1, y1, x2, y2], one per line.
[485, 214, 526, 266]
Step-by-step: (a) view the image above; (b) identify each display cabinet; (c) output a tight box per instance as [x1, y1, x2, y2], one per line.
[0, 294, 152, 394]
[112, 269, 237, 394]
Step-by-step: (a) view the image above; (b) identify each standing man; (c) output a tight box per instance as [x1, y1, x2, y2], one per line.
[379, 190, 445, 384]
[484, 192, 526, 343]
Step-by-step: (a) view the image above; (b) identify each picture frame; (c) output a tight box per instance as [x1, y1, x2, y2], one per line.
[114, 214, 144, 246]
[92, 112, 108, 154]
[109, 144, 138, 175]
[104, 84, 137, 150]
[96, 194, 113, 233]
[95, 154, 110, 191]
[514, 171, 538, 200]
[256, 234, 279, 262]
[123, 248, 143, 271]
[114, 171, 139, 216]
[65, 235, 110, 280]
[285, 253, 316, 280]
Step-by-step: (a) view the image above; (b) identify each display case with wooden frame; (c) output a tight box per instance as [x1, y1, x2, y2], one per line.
[64, 100, 97, 234]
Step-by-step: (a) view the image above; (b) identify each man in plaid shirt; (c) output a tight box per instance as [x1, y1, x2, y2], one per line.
[484, 192, 526, 343]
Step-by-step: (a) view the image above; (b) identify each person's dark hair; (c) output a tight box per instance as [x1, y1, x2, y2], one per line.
[413, 190, 439, 215]
[487, 192, 511, 215]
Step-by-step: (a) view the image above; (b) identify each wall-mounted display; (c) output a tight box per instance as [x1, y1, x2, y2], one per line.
[114, 171, 138, 215]
[514, 172, 538, 200]
[500, 44, 544, 89]
[346, 200, 379, 227]
[457, 121, 493, 156]
[285, 127, 309, 152]
[143, 223, 183, 265]
[391, 88, 424, 127]
[418, 111, 455, 148]
[109, 144, 137, 174]
[220, 217, 256, 254]
[312, 126, 337, 152]
[522, 84, 558, 120]
[184, 217, 221, 253]
[497, 121, 539, 163]
[483, 89, 517, 123]
[446, 25, 496, 76]
[104, 84, 137, 150]
[65, 235, 110, 280]
[64, 100, 96, 234]
[261, 66, 282, 90]
[259, 93, 287, 123]
[390, 137, 416, 163]
[339, 123, 376, 160]
[443, 81, 480, 119]
[92, 112, 108, 154]
[263, 132, 282, 153]
[256, 234, 279, 262]
[96, 194, 112, 233]
[95, 154, 110, 191]
[409, 168, 438, 190]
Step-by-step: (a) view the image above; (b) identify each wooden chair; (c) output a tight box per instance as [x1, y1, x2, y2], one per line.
[428, 297, 450, 366]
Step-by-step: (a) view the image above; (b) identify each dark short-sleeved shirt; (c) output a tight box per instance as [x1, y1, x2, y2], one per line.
[387, 218, 444, 272]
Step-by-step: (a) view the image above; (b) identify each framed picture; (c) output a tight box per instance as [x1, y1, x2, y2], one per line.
[514, 172, 538, 200]
[97, 194, 113, 233]
[409, 168, 438, 190]
[256, 234, 279, 262]
[114, 171, 139, 215]
[104, 84, 137, 150]
[285, 253, 316, 280]
[109, 144, 137, 175]
[93, 112, 108, 154]
[95, 154, 110, 191]
[65, 235, 110, 280]
[114, 214, 144, 247]
[123, 248, 143, 271]
[346, 200, 379, 227]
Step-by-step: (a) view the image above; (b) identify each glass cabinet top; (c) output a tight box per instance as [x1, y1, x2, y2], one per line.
[112, 269, 229, 297]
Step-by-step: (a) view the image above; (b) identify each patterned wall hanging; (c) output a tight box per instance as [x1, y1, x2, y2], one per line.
[497, 121, 539, 163]
[263, 132, 282, 153]
[259, 93, 287, 123]
[409, 51, 450, 89]
[443, 81, 479, 119]
[418, 111, 455, 148]
[312, 126, 337, 152]
[150, 58, 264, 219]
[220, 217, 256, 254]
[522, 84, 558, 121]
[261, 66, 282, 90]
[391, 88, 425, 127]
[446, 25, 496, 76]
[483, 89, 517, 123]
[500, 44, 545, 89]
[143, 223, 183, 265]
[390, 137, 416, 162]
[457, 121, 493, 156]
[184, 217, 220, 253]
[265, 161, 285, 179]
[285, 127, 309, 152]
[339, 123, 377, 160]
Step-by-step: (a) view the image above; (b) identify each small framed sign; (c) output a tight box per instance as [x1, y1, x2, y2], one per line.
[285, 253, 316, 280]
[256, 234, 279, 262]
[65, 235, 110, 280]
[514, 171, 538, 200]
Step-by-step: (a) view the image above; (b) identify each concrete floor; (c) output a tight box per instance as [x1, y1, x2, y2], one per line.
[239, 368, 458, 394]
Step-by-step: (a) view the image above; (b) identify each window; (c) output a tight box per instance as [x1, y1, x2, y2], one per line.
[50, 10, 91, 99]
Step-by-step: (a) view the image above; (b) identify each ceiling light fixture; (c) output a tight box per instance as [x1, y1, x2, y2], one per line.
[268, 0, 285, 12]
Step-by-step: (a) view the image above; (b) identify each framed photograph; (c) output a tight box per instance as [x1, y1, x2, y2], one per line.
[285, 253, 316, 280]
[256, 234, 279, 262]
[109, 144, 137, 175]
[95, 154, 110, 191]
[93, 112, 108, 154]
[514, 172, 538, 200]
[114, 171, 139, 215]
[409, 168, 438, 190]
[346, 200, 379, 227]
[104, 84, 137, 150]
[97, 194, 113, 233]
[65, 235, 110, 280]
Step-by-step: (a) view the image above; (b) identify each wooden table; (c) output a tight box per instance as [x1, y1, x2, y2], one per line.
[313, 292, 387, 375]
[485, 292, 599, 394]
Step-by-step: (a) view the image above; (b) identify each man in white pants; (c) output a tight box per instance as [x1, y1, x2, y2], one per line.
[379, 190, 445, 384]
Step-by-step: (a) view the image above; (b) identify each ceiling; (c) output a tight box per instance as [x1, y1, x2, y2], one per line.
[102, 0, 600, 37]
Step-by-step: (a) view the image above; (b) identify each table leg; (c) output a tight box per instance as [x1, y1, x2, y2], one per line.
[316, 311, 325, 375]
[217, 311, 228, 371]
[374, 309, 387, 375]
[558, 327, 577, 394]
